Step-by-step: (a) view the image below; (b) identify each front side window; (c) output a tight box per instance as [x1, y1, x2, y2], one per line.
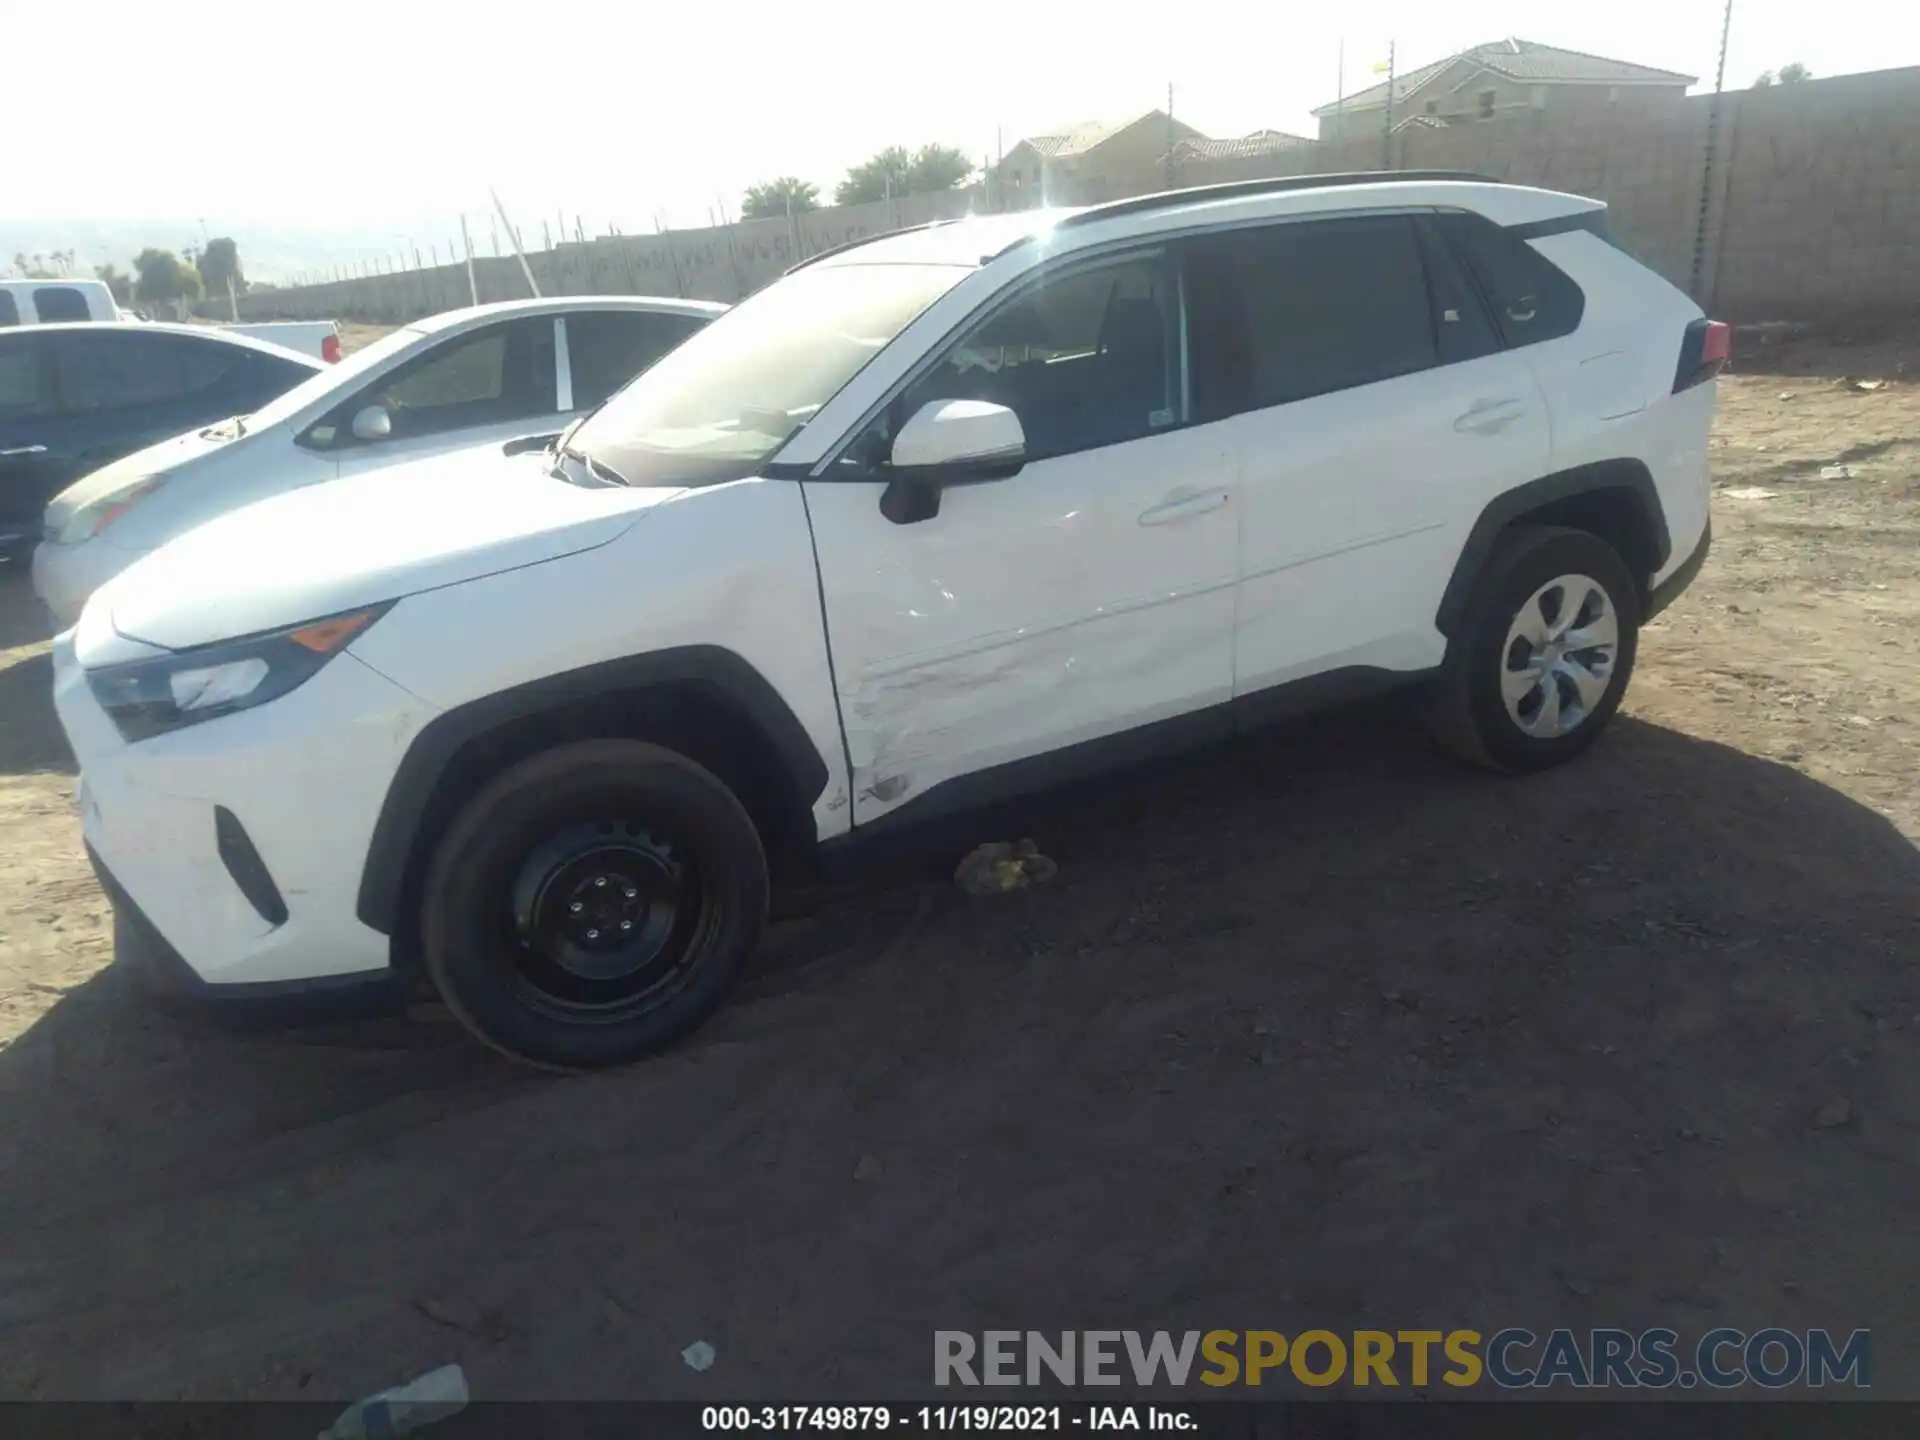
[570, 262, 967, 488]
[567, 310, 710, 411]
[342, 316, 557, 443]
[33, 287, 93, 323]
[880, 251, 1183, 465]
[1185, 215, 1439, 418]
[0, 293, 23, 327]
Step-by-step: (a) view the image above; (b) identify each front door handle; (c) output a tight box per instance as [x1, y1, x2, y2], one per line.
[0, 445, 48, 457]
[1139, 487, 1231, 527]
[1454, 399, 1527, 435]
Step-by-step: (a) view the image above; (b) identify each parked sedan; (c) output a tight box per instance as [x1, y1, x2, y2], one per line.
[0, 323, 321, 559]
[32, 295, 724, 626]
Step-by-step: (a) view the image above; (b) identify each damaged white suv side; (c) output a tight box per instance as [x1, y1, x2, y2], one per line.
[54, 173, 1722, 1068]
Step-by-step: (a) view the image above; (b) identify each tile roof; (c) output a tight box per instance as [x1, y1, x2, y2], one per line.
[1020, 114, 1160, 160]
[1314, 38, 1696, 115]
[1175, 129, 1314, 161]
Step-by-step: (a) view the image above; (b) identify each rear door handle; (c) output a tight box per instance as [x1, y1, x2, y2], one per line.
[0, 445, 48, 457]
[1139, 487, 1231, 527]
[1454, 399, 1527, 435]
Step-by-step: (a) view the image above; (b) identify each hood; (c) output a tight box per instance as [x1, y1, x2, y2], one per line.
[103, 446, 686, 651]
[42, 422, 242, 531]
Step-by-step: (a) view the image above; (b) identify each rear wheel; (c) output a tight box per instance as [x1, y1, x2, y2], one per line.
[419, 739, 768, 1069]
[1430, 525, 1641, 772]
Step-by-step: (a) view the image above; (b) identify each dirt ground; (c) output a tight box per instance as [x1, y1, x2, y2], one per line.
[1, 337, 1917, 1403]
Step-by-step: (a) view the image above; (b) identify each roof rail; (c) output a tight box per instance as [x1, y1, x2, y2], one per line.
[1055, 171, 1499, 229]
[784, 218, 967, 275]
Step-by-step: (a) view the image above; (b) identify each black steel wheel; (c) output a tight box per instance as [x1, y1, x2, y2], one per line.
[420, 740, 768, 1069]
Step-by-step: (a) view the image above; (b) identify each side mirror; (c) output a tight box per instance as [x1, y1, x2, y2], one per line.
[879, 399, 1025, 526]
[350, 404, 393, 442]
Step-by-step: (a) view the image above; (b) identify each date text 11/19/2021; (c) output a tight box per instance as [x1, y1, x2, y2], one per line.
[702, 1406, 1192, 1432]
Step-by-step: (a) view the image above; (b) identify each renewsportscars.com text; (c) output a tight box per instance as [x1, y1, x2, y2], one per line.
[933, 1328, 1870, 1390]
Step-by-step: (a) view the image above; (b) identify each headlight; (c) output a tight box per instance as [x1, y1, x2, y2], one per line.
[58, 477, 166, 545]
[86, 605, 392, 742]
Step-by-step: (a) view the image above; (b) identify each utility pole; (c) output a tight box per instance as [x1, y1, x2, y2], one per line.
[1166, 83, 1176, 190]
[459, 214, 479, 306]
[1690, 0, 1736, 300]
[490, 188, 542, 297]
[1382, 39, 1396, 169]
[1336, 39, 1345, 136]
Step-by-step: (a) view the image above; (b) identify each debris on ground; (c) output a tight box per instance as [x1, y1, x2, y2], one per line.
[1813, 1097, 1854, 1130]
[1845, 378, 1887, 392]
[954, 839, 1059, 894]
[1722, 487, 1777, 501]
[682, 1340, 717, 1372]
[1820, 464, 1857, 479]
[319, 1364, 468, 1440]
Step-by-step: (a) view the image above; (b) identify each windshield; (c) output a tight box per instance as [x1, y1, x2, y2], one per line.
[239, 324, 429, 432]
[569, 263, 969, 488]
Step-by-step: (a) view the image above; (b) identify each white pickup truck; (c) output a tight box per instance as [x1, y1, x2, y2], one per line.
[220, 321, 341, 363]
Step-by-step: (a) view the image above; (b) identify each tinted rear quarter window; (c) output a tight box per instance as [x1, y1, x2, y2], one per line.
[1442, 212, 1585, 346]
[0, 342, 55, 422]
[568, 310, 708, 410]
[53, 333, 241, 412]
[0, 293, 19, 327]
[33, 287, 94, 323]
[1186, 215, 1439, 418]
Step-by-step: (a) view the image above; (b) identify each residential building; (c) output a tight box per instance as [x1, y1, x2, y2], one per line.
[1313, 38, 1696, 141]
[992, 111, 1205, 205]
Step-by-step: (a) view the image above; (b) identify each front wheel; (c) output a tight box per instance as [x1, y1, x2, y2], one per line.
[1430, 525, 1641, 772]
[419, 739, 768, 1069]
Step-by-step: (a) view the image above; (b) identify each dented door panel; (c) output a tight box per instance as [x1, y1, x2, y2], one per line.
[802, 425, 1239, 826]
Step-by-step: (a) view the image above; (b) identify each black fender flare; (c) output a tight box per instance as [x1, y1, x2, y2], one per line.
[1434, 462, 1671, 640]
[355, 646, 829, 936]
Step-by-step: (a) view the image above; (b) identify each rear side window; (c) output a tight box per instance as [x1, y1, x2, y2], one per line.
[1440, 212, 1585, 346]
[53, 333, 199, 411]
[0, 293, 19, 327]
[33, 287, 93, 323]
[0, 342, 55, 421]
[567, 310, 709, 411]
[1185, 215, 1438, 418]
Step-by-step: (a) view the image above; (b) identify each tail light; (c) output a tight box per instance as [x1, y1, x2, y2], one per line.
[321, 333, 342, 364]
[1674, 318, 1731, 392]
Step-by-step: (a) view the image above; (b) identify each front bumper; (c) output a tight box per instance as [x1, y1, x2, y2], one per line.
[89, 841, 401, 1010]
[53, 628, 438, 992]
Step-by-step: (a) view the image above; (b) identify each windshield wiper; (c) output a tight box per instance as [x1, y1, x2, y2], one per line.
[557, 445, 632, 487]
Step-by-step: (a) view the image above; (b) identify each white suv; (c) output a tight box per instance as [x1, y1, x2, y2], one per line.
[53, 174, 1722, 1068]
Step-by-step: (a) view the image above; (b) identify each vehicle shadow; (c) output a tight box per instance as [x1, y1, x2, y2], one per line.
[0, 649, 72, 777]
[2, 705, 1919, 1399]
[0, 560, 55, 653]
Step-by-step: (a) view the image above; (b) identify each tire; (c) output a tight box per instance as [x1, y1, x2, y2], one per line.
[419, 739, 768, 1069]
[1430, 524, 1641, 773]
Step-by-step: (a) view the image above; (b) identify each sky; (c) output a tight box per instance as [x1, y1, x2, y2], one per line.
[8, 0, 1919, 277]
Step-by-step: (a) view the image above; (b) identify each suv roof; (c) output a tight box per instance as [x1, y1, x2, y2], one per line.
[803, 174, 1602, 273]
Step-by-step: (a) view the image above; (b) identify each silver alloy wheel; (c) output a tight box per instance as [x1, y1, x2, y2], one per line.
[1500, 573, 1620, 738]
